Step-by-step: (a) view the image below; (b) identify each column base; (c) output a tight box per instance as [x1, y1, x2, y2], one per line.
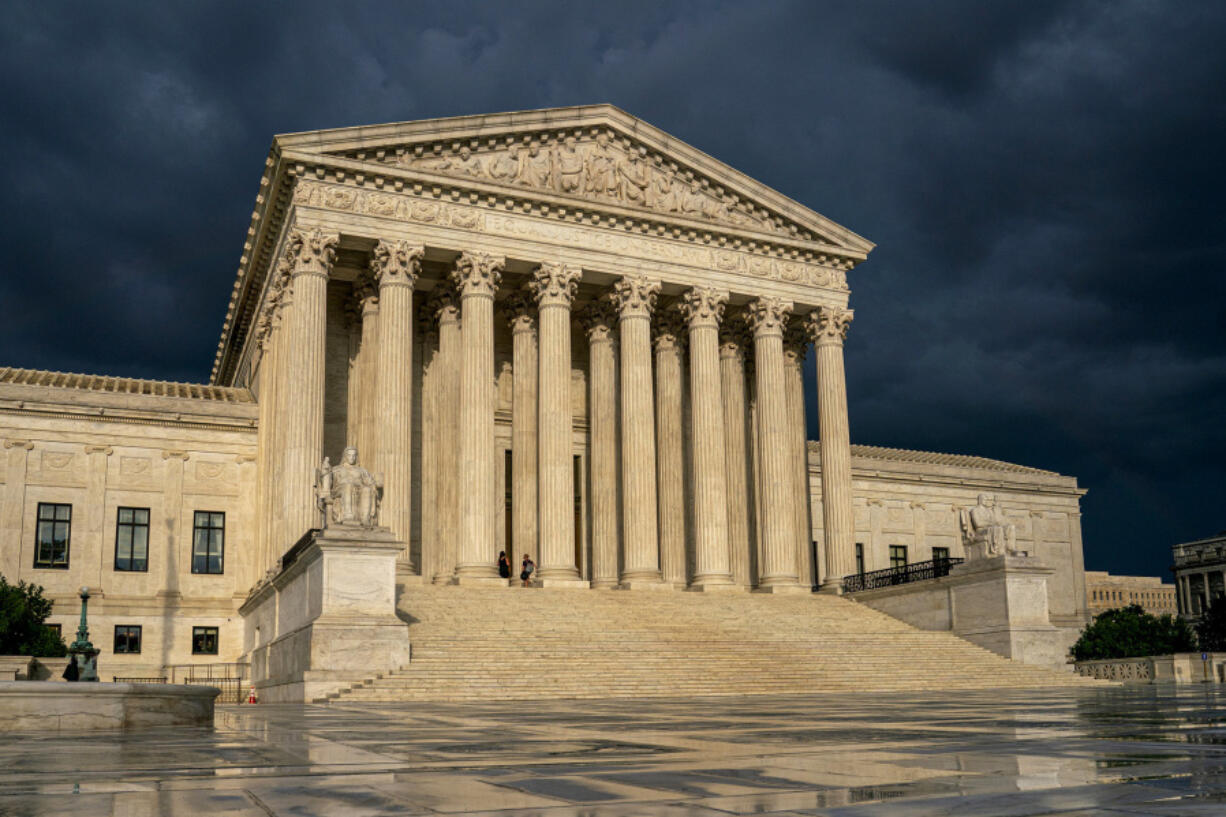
[754, 584, 811, 595]
[590, 579, 620, 589]
[817, 579, 845, 595]
[688, 581, 748, 593]
[537, 578, 591, 589]
[618, 579, 673, 591]
[454, 576, 513, 588]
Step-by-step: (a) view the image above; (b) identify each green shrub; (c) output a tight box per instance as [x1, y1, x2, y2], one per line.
[1071, 603, 1196, 661]
[0, 575, 68, 657]
[1195, 596, 1226, 652]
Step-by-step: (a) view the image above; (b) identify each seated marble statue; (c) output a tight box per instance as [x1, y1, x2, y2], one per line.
[959, 493, 1018, 559]
[315, 447, 383, 528]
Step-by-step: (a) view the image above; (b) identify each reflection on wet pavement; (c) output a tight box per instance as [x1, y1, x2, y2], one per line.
[1, 685, 1225, 815]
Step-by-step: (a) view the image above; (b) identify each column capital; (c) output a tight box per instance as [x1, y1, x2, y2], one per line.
[530, 262, 581, 308]
[3, 439, 34, 450]
[580, 295, 618, 343]
[783, 320, 810, 362]
[612, 274, 660, 319]
[652, 305, 686, 352]
[424, 282, 461, 323]
[371, 239, 423, 290]
[745, 297, 792, 337]
[679, 287, 729, 329]
[718, 313, 751, 358]
[83, 445, 113, 456]
[287, 228, 339, 280]
[162, 450, 190, 462]
[500, 289, 537, 334]
[450, 251, 504, 298]
[806, 305, 854, 346]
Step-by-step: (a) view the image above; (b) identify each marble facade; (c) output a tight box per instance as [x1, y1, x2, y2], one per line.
[0, 106, 1091, 680]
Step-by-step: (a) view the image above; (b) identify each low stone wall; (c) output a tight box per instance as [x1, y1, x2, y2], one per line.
[0, 681, 220, 731]
[0, 656, 34, 681]
[1075, 653, 1226, 684]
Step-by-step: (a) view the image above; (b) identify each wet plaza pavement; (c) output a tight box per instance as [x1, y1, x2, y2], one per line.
[1, 685, 1225, 815]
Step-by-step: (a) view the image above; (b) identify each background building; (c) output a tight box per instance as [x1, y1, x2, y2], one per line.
[1085, 570, 1177, 617]
[1172, 532, 1226, 621]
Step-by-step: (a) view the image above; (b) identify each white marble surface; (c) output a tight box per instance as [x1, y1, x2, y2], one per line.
[0, 680, 218, 731]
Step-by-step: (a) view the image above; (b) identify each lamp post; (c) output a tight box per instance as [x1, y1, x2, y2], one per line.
[68, 586, 99, 682]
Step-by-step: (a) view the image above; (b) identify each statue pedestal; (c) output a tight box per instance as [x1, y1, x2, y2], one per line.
[947, 555, 1063, 669]
[240, 527, 411, 703]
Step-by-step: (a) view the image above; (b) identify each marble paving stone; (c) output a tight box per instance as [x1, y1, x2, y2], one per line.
[3, 687, 1226, 815]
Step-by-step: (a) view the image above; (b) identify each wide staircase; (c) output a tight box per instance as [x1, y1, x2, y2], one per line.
[323, 584, 1099, 703]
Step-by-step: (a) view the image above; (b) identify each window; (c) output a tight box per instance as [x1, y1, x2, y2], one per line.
[932, 547, 950, 563]
[114, 507, 150, 572]
[46, 623, 61, 639]
[855, 543, 865, 575]
[113, 625, 142, 654]
[191, 511, 225, 574]
[34, 503, 72, 568]
[889, 545, 908, 569]
[191, 626, 219, 655]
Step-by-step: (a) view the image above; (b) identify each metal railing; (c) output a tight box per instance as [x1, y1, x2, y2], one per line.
[112, 676, 167, 684]
[163, 663, 249, 703]
[843, 557, 964, 594]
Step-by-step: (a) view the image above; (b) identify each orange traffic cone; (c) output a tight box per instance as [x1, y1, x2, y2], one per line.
[247, 686, 258, 704]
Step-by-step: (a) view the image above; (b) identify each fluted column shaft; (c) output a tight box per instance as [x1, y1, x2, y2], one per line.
[357, 285, 380, 466]
[747, 297, 799, 589]
[373, 241, 423, 565]
[584, 299, 621, 588]
[682, 288, 734, 588]
[653, 309, 686, 586]
[451, 252, 504, 582]
[432, 290, 461, 584]
[784, 324, 814, 588]
[419, 323, 438, 582]
[504, 292, 538, 567]
[614, 275, 663, 586]
[808, 306, 856, 592]
[532, 263, 583, 582]
[281, 228, 337, 541]
[720, 320, 755, 587]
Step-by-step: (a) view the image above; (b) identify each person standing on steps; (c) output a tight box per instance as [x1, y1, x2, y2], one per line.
[520, 554, 536, 587]
[498, 550, 511, 580]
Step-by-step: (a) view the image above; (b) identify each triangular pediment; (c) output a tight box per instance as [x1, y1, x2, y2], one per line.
[273, 105, 874, 257]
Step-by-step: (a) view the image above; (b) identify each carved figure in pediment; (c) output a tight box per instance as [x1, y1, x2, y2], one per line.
[315, 447, 383, 529]
[556, 136, 584, 193]
[959, 493, 1018, 559]
[680, 180, 708, 216]
[487, 148, 517, 182]
[516, 143, 553, 188]
[584, 133, 617, 197]
[616, 151, 650, 205]
[648, 168, 679, 212]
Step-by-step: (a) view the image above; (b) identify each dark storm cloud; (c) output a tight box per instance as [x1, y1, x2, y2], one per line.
[1, 0, 1222, 577]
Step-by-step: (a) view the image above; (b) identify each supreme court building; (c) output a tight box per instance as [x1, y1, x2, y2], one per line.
[0, 107, 1090, 686]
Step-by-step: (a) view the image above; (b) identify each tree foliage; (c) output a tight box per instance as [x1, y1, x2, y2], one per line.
[1071, 603, 1196, 661]
[1195, 596, 1226, 652]
[0, 575, 68, 657]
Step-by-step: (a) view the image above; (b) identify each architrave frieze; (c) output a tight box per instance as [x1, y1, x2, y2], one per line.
[287, 178, 850, 292]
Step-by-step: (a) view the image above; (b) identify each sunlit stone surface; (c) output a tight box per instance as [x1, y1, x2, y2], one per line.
[1, 686, 1224, 815]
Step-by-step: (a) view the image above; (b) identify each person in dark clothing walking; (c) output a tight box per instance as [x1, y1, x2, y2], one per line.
[498, 550, 511, 579]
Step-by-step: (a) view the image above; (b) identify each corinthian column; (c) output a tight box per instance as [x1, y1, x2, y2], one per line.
[531, 262, 587, 586]
[613, 274, 664, 588]
[450, 251, 506, 584]
[784, 321, 815, 589]
[501, 290, 538, 570]
[653, 306, 687, 587]
[430, 286, 462, 584]
[746, 296, 802, 591]
[681, 287, 736, 590]
[256, 245, 296, 569]
[352, 273, 380, 465]
[280, 228, 338, 541]
[719, 316, 755, 588]
[372, 240, 423, 566]
[807, 305, 856, 593]
[583, 297, 621, 588]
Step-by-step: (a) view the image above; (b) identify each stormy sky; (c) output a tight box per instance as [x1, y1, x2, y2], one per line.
[2, 1, 1222, 579]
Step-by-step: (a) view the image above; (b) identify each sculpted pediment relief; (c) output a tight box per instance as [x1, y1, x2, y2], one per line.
[291, 106, 873, 254]
[373, 132, 787, 237]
